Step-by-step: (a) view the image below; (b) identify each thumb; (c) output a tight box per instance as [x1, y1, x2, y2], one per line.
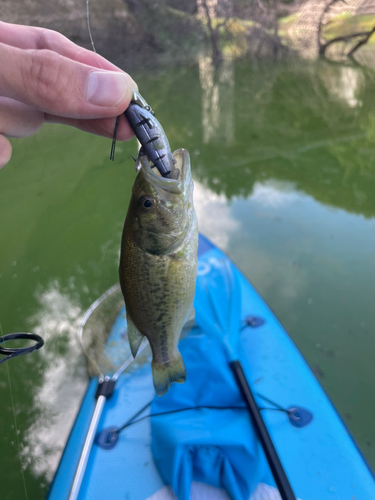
[0, 42, 134, 119]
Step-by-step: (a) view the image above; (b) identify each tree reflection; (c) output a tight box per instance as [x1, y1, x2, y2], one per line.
[164, 57, 375, 218]
[199, 55, 235, 145]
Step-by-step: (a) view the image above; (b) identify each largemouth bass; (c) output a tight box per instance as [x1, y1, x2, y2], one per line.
[119, 149, 198, 396]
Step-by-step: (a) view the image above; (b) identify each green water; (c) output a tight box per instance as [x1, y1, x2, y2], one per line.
[1, 57, 375, 498]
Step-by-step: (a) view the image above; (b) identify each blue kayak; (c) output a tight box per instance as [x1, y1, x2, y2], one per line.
[47, 234, 375, 500]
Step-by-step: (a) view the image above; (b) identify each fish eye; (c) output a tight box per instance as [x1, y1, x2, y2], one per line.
[139, 196, 155, 212]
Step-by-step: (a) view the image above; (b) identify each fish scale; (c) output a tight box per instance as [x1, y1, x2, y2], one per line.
[119, 149, 198, 396]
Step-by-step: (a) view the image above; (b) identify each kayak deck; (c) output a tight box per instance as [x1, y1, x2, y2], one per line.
[48, 234, 375, 500]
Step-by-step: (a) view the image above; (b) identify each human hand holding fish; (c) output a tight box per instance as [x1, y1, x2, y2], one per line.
[0, 20, 138, 168]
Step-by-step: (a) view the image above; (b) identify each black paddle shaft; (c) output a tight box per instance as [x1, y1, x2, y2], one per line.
[230, 360, 297, 500]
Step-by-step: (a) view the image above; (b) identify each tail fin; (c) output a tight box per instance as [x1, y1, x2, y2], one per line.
[152, 352, 187, 396]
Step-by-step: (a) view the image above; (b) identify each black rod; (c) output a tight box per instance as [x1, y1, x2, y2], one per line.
[230, 360, 297, 500]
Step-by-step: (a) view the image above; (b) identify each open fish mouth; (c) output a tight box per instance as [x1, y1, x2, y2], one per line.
[138, 149, 191, 196]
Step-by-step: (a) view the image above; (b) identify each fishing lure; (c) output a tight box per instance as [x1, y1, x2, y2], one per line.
[110, 90, 176, 179]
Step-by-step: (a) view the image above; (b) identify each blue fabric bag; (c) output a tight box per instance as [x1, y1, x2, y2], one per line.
[151, 332, 274, 500]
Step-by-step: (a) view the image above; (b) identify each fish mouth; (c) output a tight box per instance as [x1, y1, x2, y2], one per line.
[139, 149, 191, 195]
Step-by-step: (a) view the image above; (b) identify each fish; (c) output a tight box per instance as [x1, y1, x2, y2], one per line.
[119, 148, 198, 396]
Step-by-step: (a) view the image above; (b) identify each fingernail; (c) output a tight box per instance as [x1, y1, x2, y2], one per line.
[86, 71, 130, 106]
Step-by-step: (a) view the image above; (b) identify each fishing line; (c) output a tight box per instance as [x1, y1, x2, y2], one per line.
[85, 0, 121, 160]
[6, 363, 29, 500]
[85, 0, 104, 70]
[86, 0, 96, 53]
[0, 322, 29, 500]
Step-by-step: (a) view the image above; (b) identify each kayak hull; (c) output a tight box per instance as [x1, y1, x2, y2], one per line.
[47, 234, 375, 500]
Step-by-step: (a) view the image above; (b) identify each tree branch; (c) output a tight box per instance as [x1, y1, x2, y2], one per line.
[200, 0, 215, 40]
[318, 0, 346, 53]
[348, 27, 375, 57]
[200, 0, 222, 63]
[216, 18, 229, 30]
[319, 29, 375, 55]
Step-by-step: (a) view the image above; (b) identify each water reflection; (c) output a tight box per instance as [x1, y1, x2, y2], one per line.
[198, 56, 235, 145]
[0, 126, 134, 498]
[190, 59, 375, 218]
[251, 180, 299, 208]
[24, 282, 86, 480]
[286, 0, 362, 60]
[320, 65, 365, 108]
[194, 181, 239, 250]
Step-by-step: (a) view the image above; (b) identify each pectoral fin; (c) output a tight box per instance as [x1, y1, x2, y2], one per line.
[126, 314, 144, 358]
[181, 306, 196, 336]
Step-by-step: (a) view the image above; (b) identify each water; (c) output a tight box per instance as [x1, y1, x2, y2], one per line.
[1, 57, 375, 498]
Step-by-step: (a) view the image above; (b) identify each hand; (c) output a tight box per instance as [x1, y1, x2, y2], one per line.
[0, 21, 138, 168]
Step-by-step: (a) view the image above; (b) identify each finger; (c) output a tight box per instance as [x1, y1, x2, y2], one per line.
[0, 96, 134, 141]
[45, 113, 134, 141]
[0, 42, 133, 119]
[0, 21, 138, 90]
[0, 134, 12, 168]
[0, 97, 44, 138]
